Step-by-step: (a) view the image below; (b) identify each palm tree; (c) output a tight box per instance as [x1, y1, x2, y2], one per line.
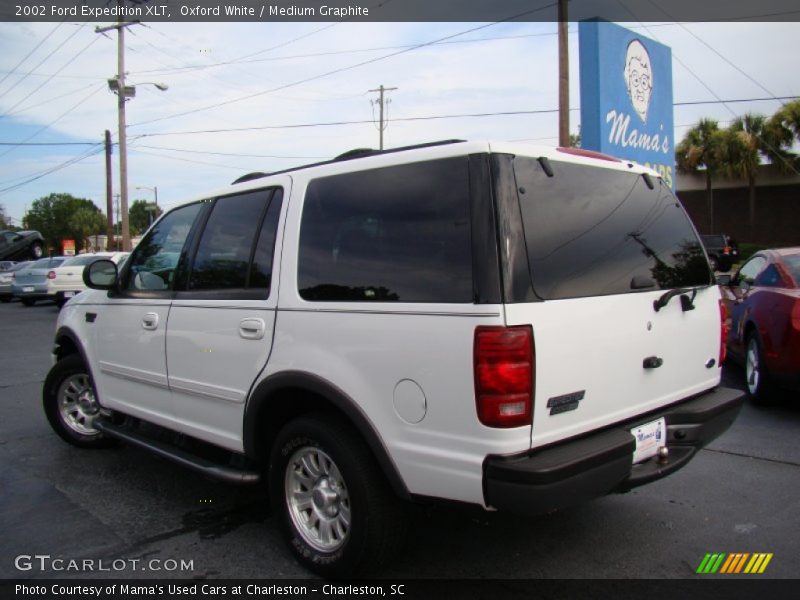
[675, 119, 721, 232]
[769, 98, 800, 151]
[717, 113, 794, 240]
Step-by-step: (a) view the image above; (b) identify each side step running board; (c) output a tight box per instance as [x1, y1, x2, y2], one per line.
[94, 420, 261, 485]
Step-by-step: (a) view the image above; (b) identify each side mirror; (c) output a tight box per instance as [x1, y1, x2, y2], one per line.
[84, 259, 118, 290]
[715, 274, 732, 286]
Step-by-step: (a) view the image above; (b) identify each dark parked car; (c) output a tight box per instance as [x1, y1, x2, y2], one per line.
[719, 248, 800, 401]
[0, 230, 45, 261]
[701, 234, 739, 272]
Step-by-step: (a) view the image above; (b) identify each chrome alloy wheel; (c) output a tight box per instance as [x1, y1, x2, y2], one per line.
[746, 337, 761, 396]
[57, 374, 101, 436]
[285, 446, 351, 552]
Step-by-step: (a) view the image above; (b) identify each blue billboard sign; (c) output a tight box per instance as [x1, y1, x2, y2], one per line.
[579, 21, 675, 188]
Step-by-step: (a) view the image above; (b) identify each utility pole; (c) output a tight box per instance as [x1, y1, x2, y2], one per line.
[368, 84, 397, 150]
[558, 0, 570, 147]
[114, 193, 121, 250]
[96, 7, 137, 252]
[104, 130, 114, 251]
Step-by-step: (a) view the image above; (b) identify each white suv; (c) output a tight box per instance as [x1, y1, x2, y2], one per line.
[43, 141, 743, 576]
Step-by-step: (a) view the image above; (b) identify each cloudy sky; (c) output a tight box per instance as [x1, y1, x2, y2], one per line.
[1, 17, 799, 225]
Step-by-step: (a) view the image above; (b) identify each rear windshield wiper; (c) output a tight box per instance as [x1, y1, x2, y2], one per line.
[653, 287, 697, 312]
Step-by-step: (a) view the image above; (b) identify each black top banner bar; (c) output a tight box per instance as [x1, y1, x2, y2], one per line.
[2, 0, 800, 23]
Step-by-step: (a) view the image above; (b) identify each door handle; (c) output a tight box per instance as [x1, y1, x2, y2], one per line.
[142, 312, 159, 330]
[239, 318, 266, 340]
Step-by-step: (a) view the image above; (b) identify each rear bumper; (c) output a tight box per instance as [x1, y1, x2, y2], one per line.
[483, 386, 744, 515]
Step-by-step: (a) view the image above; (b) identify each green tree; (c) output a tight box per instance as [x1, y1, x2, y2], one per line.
[23, 193, 106, 253]
[769, 98, 800, 153]
[0, 204, 9, 229]
[128, 199, 163, 236]
[676, 119, 723, 232]
[717, 113, 794, 240]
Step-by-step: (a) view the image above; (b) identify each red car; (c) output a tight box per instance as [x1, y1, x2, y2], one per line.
[719, 248, 800, 401]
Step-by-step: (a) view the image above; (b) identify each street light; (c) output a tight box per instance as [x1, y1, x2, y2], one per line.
[135, 185, 158, 208]
[135, 185, 159, 226]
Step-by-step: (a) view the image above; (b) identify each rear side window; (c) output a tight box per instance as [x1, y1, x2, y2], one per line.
[513, 158, 710, 300]
[298, 158, 472, 303]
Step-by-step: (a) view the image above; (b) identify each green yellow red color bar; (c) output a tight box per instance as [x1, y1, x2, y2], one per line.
[696, 553, 773, 574]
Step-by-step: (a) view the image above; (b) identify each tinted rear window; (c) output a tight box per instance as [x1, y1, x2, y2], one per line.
[298, 158, 472, 303]
[513, 158, 710, 300]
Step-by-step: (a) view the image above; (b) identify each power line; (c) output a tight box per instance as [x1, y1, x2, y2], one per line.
[0, 24, 83, 100]
[133, 95, 799, 138]
[0, 35, 102, 119]
[0, 141, 100, 146]
[0, 21, 64, 90]
[1, 82, 105, 118]
[0, 84, 106, 159]
[133, 144, 327, 159]
[128, 2, 560, 129]
[131, 28, 571, 76]
[0, 145, 105, 196]
[128, 147, 249, 171]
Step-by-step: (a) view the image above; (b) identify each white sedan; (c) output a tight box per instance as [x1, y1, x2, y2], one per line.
[47, 252, 129, 308]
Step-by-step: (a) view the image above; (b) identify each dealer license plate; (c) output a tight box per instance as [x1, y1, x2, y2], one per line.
[22, 286, 34, 293]
[631, 417, 667, 464]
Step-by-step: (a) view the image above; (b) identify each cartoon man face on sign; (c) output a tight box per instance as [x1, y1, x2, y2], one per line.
[624, 39, 653, 123]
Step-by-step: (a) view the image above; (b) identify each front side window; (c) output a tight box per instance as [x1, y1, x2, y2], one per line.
[513, 158, 711, 300]
[298, 158, 472, 303]
[125, 203, 202, 291]
[187, 189, 282, 297]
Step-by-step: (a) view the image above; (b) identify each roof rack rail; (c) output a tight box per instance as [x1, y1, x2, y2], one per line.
[231, 139, 467, 185]
[231, 172, 269, 184]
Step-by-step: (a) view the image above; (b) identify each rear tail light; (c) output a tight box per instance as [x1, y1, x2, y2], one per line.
[722, 246, 732, 255]
[791, 302, 800, 331]
[719, 300, 729, 366]
[474, 325, 534, 428]
[47, 270, 56, 279]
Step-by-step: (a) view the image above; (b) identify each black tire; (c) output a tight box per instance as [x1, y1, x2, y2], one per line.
[30, 241, 43, 260]
[269, 413, 407, 578]
[21, 297, 35, 307]
[0, 297, 10, 303]
[43, 355, 115, 448]
[744, 332, 774, 405]
[55, 297, 66, 309]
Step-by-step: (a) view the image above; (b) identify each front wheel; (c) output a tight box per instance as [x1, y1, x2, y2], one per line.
[269, 414, 407, 577]
[43, 355, 115, 448]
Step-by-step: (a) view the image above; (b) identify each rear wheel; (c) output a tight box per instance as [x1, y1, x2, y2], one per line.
[269, 414, 407, 577]
[43, 355, 115, 448]
[21, 297, 35, 307]
[745, 333, 773, 404]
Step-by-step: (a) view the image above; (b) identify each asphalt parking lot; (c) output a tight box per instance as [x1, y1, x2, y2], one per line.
[0, 298, 798, 581]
